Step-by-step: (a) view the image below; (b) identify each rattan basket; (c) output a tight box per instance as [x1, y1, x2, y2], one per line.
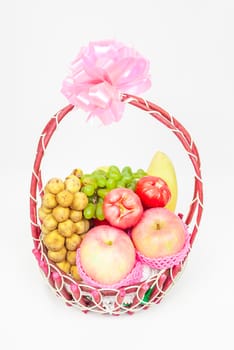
[30, 93, 203, 315]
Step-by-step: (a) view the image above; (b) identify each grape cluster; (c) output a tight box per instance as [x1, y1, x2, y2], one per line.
[81, 166, 147, 220]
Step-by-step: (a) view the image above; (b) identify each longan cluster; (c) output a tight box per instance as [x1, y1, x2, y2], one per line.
[38, 170, 90, 281]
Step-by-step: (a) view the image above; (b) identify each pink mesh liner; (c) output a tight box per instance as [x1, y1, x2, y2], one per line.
[76, 249, 143, 289]
[135, 228, 191, 270]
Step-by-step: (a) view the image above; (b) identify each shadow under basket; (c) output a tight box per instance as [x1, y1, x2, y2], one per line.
[30, 93, 203, 315]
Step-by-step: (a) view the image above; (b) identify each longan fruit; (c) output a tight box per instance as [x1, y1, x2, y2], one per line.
[66, 250, 77, 265]
[42, 193, 57, 209]
[69, 210, 83, 223]
[56, 190, 73, 207]
[43, 214, 58, 230]
[56, 261, 71, 274]
[38, 206, 52, 221]
[74, 219, 90, 234]
[41, 206, 52, 214]
[71, 192, 88, 211]
[64, 175, 81, 193]
[83, 219, 90, 232]
[45, 178, 65, 194]
[66, 234, 81, 251]
[48, 246, 67, 263]
[71, 168, 83, 178]
[70, 265, 82, 281]
[40, 224, 51, 235]
[43, 230, 65, 251]
[52, 206, 70, 222]
[58, 219, 76, 237]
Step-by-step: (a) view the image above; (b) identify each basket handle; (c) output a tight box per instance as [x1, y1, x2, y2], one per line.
[30, 94, 203, 250]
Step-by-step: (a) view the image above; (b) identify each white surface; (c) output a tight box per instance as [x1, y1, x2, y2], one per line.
[2, 0, 234, 349]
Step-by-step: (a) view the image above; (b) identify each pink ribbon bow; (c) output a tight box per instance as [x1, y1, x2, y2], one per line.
[61, 40, 151, 125]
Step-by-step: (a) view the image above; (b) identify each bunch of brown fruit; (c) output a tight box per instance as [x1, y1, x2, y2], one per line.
[38, 169, 90, 281]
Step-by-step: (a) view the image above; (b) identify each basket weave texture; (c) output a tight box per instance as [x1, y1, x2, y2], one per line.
[30, 93, 203, 315]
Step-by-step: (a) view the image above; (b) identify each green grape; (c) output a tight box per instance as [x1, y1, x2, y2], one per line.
[132, 169, 147, 182]
[95, 202, 105, 221]
[81, 174, 98, 189]
[81, 174, 92, 184]
[116, 180, 126, 188]
[109, 172, 121, 181]
[84, 203, 96, 219]
[96, 174, 106, 188]
[81, 184, 95, 197]
[122, 174, 132, 185]
[108, 165, 120, 173]
[92, 169, 107, 177]
[106, 178, 116, 189]
[136, 169, 147, 177]
[127, 183, 136, 191]
[108, 166, 121, 181]
[127, 178, 138, 191]
[132, 176, 141, 185]
[132, 172, 140, 179]
[121, 166, 132, 176]
[97, 188, 110, 199]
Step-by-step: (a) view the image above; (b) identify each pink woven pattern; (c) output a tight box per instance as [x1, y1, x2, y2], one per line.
[76, 249, 143, 289]
[136, 229, 191, 270]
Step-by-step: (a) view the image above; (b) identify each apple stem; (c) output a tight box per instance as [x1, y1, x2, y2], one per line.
[156, 223, 161, 230]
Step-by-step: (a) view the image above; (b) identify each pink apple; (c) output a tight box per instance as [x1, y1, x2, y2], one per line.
[79, 225, 136, 285]
[131, 208, 186, 258]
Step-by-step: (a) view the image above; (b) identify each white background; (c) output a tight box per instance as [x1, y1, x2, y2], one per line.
[1, 0, 234, 349]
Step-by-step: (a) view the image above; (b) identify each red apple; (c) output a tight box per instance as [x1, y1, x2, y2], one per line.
[79, 225, 136, 285]
[131, 208, 186, 258]
[103, 188, 143, 229]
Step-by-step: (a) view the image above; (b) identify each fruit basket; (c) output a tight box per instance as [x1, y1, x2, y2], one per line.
[30, 40, 203, 315]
